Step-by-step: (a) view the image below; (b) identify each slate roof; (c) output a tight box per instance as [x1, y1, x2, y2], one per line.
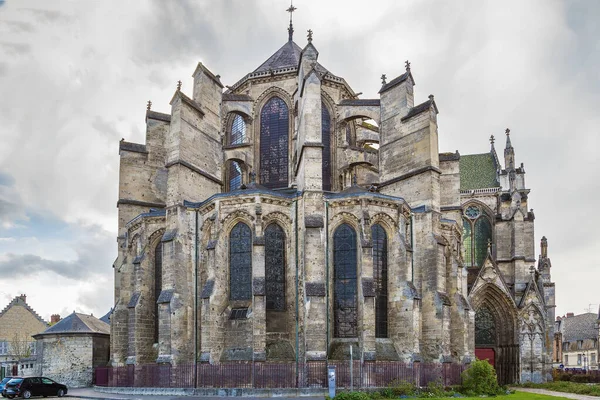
[36, 312, 110, 337]
[459, 153, 500, 190]
[561, 313, 599, 342]
[401, 99, 437, 121]
[339, 99, 380, 107]
[99, 308, 112, 324]
[379, 71, 414, 94]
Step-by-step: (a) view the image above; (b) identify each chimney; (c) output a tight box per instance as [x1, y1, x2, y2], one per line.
[556, 316, 562, 321]
[18, 294, 26, 303]
[566, 312, 574, 318]
[50, 314, 61, 324]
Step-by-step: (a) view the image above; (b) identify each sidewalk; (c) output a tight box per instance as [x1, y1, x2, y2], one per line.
[67, 387, 326, 400]
[515, 388, 599, 399]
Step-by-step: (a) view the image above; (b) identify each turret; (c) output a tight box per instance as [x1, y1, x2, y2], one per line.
[504, 128, 515, 171]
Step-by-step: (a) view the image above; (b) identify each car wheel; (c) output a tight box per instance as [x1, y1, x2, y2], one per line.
[57, 389, 64, 398]
[22, 391, 31, 399]
[7, 395, 14, 399]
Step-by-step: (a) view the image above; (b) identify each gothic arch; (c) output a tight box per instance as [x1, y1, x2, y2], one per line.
[329, 211, 361, 234]
[224, 112, 251, 145]
[220, 209, 255, 232]
[262, 211, 293, 232]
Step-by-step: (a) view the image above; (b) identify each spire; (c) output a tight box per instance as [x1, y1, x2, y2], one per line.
[505, 128, 512, 149]
[490, 135, 495, 148]
[541, 236, 548, 258]
[504, 128, 515, 170]
[286, 1, 296, 42]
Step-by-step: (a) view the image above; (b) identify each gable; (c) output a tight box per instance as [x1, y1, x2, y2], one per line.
[0, 303, 48, 341]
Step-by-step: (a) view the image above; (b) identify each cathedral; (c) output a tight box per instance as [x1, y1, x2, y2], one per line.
[110, 18, 556, 384]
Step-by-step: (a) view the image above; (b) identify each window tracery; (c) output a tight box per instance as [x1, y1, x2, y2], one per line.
[322, 102, 332, 191]
[228, 161, 242, 191]
[462, 204, 492, 268]
[265, 224, 286, 311]
[260, 97, 289, 189]
[334, 223, 358, 338]
[475, 307, 496, 345]
[229, 222, 252, 301]
[372, 224, 388, 338]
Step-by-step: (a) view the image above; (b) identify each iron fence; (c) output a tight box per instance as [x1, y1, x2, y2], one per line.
[94, 361, 466, 389]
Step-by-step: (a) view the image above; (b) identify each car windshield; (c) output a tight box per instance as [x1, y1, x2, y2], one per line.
[0, 378, 11, 384]
[8, 378, 23, 384]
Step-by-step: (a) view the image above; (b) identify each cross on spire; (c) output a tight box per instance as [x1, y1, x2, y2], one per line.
[405, 60, 411, 72]
[286, 1, 296, 41]
[177, 80, 182, 91]
[490, 135, 495, 145]
[307, 29, 313, 43]
[147, 100, 152, 111]
[381, 74, 387, 85]
[505, 128, 510, 136]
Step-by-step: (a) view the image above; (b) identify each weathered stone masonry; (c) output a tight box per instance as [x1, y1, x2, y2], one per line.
[110, 30, 556, 384]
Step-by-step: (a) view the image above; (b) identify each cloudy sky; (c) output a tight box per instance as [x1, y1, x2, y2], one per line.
[0, 0, 598, 321]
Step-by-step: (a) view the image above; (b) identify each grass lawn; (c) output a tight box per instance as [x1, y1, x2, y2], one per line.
[423, 393, 573, 400]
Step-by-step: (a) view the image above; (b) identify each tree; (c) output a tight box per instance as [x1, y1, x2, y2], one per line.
[10, 333, 33, 360]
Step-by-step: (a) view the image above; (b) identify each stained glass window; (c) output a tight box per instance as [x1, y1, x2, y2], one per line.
[322, 102, 332, 191]
[230, 222, 252, 301]
[475, 307, 496, 345]
[462, 218, 472, 267]
[260, 97, 289, 189]
[265, 224, 286, 311]
[230, 114, 246, 145]
[372, 224, 388, 338]
[474, 217, 492, 267]
[154, 242, 162, 343]
[465, 205, 480, 219]
[229, 161, 242, 191]
[334, 224, 358, 338]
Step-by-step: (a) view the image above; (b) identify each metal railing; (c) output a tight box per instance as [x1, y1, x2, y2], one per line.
[94, 361, 466, 389]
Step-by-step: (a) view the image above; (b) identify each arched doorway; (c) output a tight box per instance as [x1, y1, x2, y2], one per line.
[471, 284, 519, 385]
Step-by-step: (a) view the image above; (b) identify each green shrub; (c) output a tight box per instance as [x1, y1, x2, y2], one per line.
[558, 372, 572, 381]
[460, 359, 502, 396]
[333, 391, 371, 400]
[378, 387, 394, 398]
[570, 374, 590, 383]
[388, 379, 416, 396]
[423, 380, 446, 398]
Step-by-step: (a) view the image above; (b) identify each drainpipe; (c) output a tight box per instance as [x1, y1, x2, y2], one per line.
[295, 198, 299, 386]
[194, 210, 199, 389]
[325, 201, 330, 362]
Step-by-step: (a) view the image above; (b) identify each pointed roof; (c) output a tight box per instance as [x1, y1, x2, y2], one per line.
[253, 41, 303, 74]
[0, 295, 47, 326]
[460, 152, 500, 190]
[35, 312, 110, 337]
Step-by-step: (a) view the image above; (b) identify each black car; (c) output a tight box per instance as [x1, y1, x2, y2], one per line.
[0, 378, 20, 398]
[3, 377, 67, 399]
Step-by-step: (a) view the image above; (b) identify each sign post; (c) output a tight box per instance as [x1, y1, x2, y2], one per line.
[328, 365, 336, 399]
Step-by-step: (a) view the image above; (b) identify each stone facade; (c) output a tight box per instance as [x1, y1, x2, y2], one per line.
[110, 30, 556, 384]
[34, 313, 110, 387]
[0, 295, 48, 377]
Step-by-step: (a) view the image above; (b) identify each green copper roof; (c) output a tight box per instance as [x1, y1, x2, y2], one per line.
[460, 153, 499, 190]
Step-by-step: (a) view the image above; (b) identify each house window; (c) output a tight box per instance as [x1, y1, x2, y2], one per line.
[577, 354, 582, 365]
[564, 354, 568, 365]
[322, 102, 332, 191]
[154, 242, 162, 343]
[372, 224, 388, 338]
[230, 222, 252, 301]
[230, 114, 246, 145]
[592, 353, 596, 364]
[265, 223, 286, 311]
[0, 341, 8, 355]
[259, 97, 289, 189]
[334, 224, 358, 338]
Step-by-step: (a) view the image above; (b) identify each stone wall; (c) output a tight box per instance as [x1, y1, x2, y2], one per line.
[38, 334, 109, 388]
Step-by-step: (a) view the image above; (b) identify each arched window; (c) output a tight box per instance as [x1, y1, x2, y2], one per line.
[228, 160, 242, 191]
[230, 114, 246, 145]
[260, 97, 289, 189]
[475, 307, 496, 346]
[230, 222, 252, 301]
[154, 242, 162, 343]
[334, 223, 358, 338]
[265, 224, 286, 311]
[462, 205, 492, 268]
[372, 224, 388, 338]
[322, 102, 332, 191]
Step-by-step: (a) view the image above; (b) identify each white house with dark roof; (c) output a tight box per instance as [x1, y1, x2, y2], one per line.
[33, 312, 110, 387]
[557, 312, 599, 370]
